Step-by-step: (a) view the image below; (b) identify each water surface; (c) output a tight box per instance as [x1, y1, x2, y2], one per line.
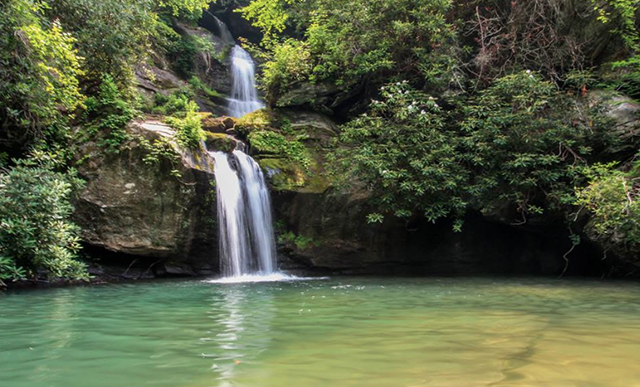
[2, 277, 640, 386]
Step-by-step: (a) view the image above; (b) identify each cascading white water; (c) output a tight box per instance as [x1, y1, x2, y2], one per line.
[234, 150, 277, 274]
[211, 152, 250, 277]
[204, 11, 235, 45]
[228, 46, 264, 118]
[211, 150, 277, 278]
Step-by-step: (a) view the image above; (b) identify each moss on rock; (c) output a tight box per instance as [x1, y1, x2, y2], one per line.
[235, 109, 274, 134]
[204, 132, 236, 153]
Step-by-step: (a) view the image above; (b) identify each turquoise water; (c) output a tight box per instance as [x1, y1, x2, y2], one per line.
[2, 277, 640, 387]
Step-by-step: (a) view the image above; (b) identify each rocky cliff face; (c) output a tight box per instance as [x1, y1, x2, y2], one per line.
[274, 192, 607, 276]
[74, 121, 220, 277]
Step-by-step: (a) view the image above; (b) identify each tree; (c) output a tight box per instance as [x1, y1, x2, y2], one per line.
[0, 0, 83, 152]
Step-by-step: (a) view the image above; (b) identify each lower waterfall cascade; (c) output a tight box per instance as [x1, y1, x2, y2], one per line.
[210, 150, 278, 278]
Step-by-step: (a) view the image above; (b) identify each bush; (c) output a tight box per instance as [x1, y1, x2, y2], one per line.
[262, 39, 312, 95]
[242, 0, 456, 97]
[47, 0, 157, 90]
[152, 89, 198, 116]
[189, 76, 222, 98]
[459, 71, 608, 221]
[575, 161, 640, 260]
[84, 75, 137, 153]
[166, 34, 226, 78]
[0, 152, 87, 284]
[333, 72, 614, 227]
[166, 110, 205, 150]
[248, 130, 311, 170]
[333, 80, 467, 225]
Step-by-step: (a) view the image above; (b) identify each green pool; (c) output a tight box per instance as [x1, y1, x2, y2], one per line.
[2, 277, 640, 387]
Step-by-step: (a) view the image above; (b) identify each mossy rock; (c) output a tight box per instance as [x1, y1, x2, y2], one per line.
[257, 154, 330, 194]
[235, 109, 275, 134]
[201, 115, 236, 134]
[204, 132, 236, 152]
[258, 157, 308, 191]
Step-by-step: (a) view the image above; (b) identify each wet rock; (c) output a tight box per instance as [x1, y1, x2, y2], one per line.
[202, 116, 229, 133]
[223, 116, 236, 129]
[204, 131, 237, 152]
[163, 263, 197, 277]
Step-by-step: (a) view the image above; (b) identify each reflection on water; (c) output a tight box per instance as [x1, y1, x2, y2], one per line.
[2, 277, 640, 387]
[205, 286, 275, 386]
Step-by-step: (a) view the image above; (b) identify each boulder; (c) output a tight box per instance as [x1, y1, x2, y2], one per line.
[589, 90, 640, 155]
[74, 120, 220, 272]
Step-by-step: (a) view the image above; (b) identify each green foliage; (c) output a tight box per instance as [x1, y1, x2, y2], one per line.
[248, 131, 311, 170]
[189, 76, 222, 98]
[0, 257, 26, 288]
[459, 71, 608, 220]
[237, 0, 298, 41]
[278, 231, 316, 250]
[305, 0, 454, 84]
[244, 0, 456, 97]
[262, 39, 312, 95]
[159, 0, 212, 19]
[138, 136, 183, 179]
[48, 0, 157, 90]
[49, 0, 214, 89]
[0, 0, 83, 147]
[166, 33, 226, 78]
[334, 80, 467, 223]
[84, 76, 137, 153]
[150, 88, 204, 150]
[166, 111, 205, 150]
[334, 72, 613, 226]
[0, 152, 88, 282]
[592, 0, 640, 54]
[575, 161, 640, 259]
[152, 89, 199, 116]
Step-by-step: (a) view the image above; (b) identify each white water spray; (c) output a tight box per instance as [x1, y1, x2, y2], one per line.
[228, 46, 264, 118]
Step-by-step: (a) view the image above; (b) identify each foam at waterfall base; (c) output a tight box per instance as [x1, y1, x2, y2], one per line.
[204, 273, 329, 284]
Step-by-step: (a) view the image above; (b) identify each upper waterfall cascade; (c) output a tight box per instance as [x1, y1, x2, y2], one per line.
[228, 45, 264, 118]
[204, 11, 235, 45]
[211, 150, 277, 278]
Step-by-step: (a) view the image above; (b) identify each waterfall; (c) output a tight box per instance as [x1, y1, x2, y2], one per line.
[211, 150, 277, 277]
[203, 11, 235, 45]
[228, 46, 264, 118]
[234, 151, 277, 274]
